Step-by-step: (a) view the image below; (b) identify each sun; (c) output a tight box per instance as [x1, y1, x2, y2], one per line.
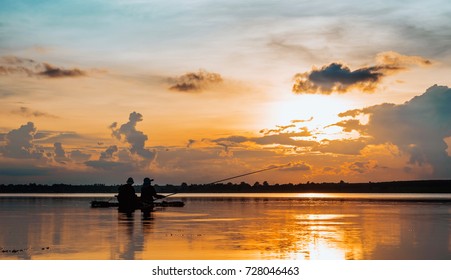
[265, 93, 357, 138]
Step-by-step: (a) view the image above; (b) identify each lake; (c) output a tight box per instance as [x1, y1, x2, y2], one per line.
[1, 193, 450, 260]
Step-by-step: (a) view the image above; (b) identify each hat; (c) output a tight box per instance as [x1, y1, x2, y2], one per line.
[143, 177, 154, 184]
[127, 177, 134, 184]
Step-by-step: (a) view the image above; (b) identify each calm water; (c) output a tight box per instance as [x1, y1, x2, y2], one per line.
[1, 193, 450, 260]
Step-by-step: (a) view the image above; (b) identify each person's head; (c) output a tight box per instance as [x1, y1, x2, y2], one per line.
[126, 177, 134, 184]
[143, 177, 154, 185]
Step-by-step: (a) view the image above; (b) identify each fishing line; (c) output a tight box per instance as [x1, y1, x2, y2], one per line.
[207, 164, 289, 185]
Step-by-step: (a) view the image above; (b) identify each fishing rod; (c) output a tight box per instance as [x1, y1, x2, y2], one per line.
[157, 164, 289, 199]
[207, 164, 290, 185]
[155, 192, 177, 200]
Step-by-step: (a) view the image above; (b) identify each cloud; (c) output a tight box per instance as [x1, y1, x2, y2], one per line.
[69, 150, 91, 162]
[375, 51, 432, 67]
[260, 124, 296, 135]
[212, 132, 315, 149]
[37, 63, 85, 78]
[0, 56, 36, 65]
[168, 69, 223, 92]
[0, 165, 53, 177]
[205, 127, 317, 158]
[252, 133, 315, 146]
[85, 145, 132, 171]
[99, 145, 118, 161]
[326, 119, 366, 133]
[337, 109, 362, 118]
[259, 122, 313, 137]
[53, 142, 69, 163]
[280, 161, 312, 172]
[186, 139, 196, 148]
[336, 85, 451, 177]
[314, 139, 367, 155]
[0, 65, 34, 76]
[11, 107, 59, 119]
[0, 56, 36, 76]
[84, 160, 129, 171]
[110, 112, 156, 160]
[0, 55, 86, 78]
[343, 160, 379, 174]
[291, 117, 314, 124]
[0, 122, 46, 159]
[292, 51, 432, 94]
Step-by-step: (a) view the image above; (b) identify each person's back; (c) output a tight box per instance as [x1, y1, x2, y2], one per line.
[140, 177, 158, 217]
[117, 177, 138, 212]
[141, 178, 157, 204]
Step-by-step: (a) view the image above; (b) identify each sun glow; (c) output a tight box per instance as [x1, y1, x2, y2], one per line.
[265, 94, 358, 140]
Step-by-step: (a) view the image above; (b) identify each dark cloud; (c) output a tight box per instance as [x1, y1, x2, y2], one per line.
[11, 107, 59, 119]
[53, 142, 69, 163]
[0, 165, 52, 177]
[37, 63, 85, 78]
[326, 119, 366, 133]
[0, 55, 86, 78]
[168, 69, 223, 92]
[292, 52, 432, 94]
[84, 160, 129, 171]
[99, 145, 118, 161]
[346, 161, 378, 174]
[186, 139, 196, 148]
[0, 122, 46, 159]
[85, 145, 131, 171]
[293, 63, 398, 94]
[110, 112, 156, 160]
[337, 85, 451, 177]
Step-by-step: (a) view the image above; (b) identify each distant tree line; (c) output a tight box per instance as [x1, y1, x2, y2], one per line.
[1, 180, 451, 193]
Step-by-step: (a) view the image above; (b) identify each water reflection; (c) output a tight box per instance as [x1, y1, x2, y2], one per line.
[0, 196, 450, 259]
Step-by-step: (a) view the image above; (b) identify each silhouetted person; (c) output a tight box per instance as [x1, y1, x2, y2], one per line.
[118, 177, 139, 214]
[140, 177, 164, 217]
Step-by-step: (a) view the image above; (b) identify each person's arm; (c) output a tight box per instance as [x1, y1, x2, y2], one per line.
[150, 186, 163, 199]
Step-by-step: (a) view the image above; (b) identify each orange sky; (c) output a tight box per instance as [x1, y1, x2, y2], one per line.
[1, 0, 451, 185]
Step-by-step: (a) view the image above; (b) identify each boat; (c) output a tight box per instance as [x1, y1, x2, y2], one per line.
[90, 199, 185, 208]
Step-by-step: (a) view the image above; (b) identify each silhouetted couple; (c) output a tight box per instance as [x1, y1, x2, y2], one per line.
[117, 177, 164, 214]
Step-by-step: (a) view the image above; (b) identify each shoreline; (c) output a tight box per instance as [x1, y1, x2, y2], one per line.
[1, 179, 450, 194]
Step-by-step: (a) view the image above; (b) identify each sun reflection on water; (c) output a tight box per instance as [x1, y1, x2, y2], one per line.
[1, 196, 450, 259]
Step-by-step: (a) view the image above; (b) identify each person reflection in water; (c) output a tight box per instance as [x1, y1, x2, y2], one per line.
[117, 177, 139, 215]
[140, 177, 165, 218]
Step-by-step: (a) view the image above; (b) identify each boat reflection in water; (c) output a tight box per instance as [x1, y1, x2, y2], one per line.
[0, 193, 450, 259]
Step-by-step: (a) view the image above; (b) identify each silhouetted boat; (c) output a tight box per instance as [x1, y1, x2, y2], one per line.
[90, 200, 185, 208]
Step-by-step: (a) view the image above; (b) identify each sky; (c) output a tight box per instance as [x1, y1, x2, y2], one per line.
[1, 0, 451, 185]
